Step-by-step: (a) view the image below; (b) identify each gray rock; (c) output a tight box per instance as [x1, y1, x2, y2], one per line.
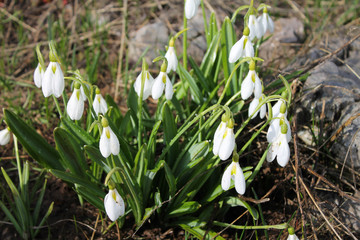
[296, 35, 360, 168]
[128, 21, 169, 63]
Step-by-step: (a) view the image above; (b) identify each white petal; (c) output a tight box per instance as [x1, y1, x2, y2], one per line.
[287, 234, 299, 240]
[267, 14, 274, 33]
[244, 40, 254, 58]
[267, 118, 280, 143]
[42, 63, 55, 97]
[267, 141, 278, 162]
[248, 15, 257, 41]
[53, 64, 65, 98]
[255, 17, 264, 39]
[253, 74, 262, 98]
[260, 103, 267, 119]
[109, 128, 120, 156]
[67, 89, 84, 120]
[218, 128, 235, 160]
[151, 73, 165, 100]
[229, 37, 245, 63]
[241, 72, 254, 100]
[221, 163, 233, 191]
[165, 47, 178, 73]
[212, 121, 226, 156]
[249, 98, 260, 119]
[277, 134, 290, 167]
[93, 95, 101, 116]
[185, 0, 198, 19]
[99, 96, 108, 114]
[234, 162, 246, 195]
[165, 77, 174, 100]
[80, 86, 87, 101]
[134, 71, 153, 100]
[0, 128, 10, 145]
[34, 64, 43, 88]
[285, 118, 292, 142]
[100, 128, 111, 158]
[272, 100, 283, 118]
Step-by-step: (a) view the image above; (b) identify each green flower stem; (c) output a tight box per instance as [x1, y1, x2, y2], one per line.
[224, 90, 242, 106]
[158, 104, 220, 161]
[183, 5, 188, 69]
[13, 135, 23, 193]
[252, 188, 269, 239]
[200, 0, 208, 44]
[52, 95, 63, 118]
[217, 61, 243, 104]
[138, 60, 146, 149]
[213, 221, 287, 230]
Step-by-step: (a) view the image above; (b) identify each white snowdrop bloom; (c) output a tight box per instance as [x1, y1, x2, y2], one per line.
[229, 27, 254, 63]
[134, 63, 154, 100]
[104, 188, 125, 221]
[267, 103, 291, 143]
[258, 8, 274, 34]
[221, 160, 246, 195]
[241, 61, 261, 100]
[0, 128, 11, 146]
[272, 99, 286, 118]
[248, 95, 266, 119]
[93, 88, 108, 115]
[67, 83, 84, 121]
[152, 63, 174, 100]
[267, 123, 291, 167]
[42, 59, 65, 98]
[286, 227, 299, 240]
[100, 118, 120, 158]
[34, 63, 44, 88]
[248, 14, 264, 40]
[165, 38, 178, 73]
[213, 118, 236, 161]
[185, 0, 200, 20]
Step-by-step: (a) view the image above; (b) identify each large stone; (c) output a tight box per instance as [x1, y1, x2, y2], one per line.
[128, 21, 169, 64]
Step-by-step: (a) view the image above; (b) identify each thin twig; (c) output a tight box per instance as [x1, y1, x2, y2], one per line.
[0, 7, 37, 33]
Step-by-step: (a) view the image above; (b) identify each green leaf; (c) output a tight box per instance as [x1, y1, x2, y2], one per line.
[221, 17, 238, 93]
[84, 145, 111, 172]
[225, 197, 259, 220]
[200, 32, 221, 79]
[178, 65, 203, 104]
[60, 117, 96, 146]
[161, 102, 178, 167]
[163, 161, 176, 197]
[54, 127, 89, 177]
[168, 201, 201, 218]
[0, 200, 23, 235]
[105, 94, 123, 126]
[4, 109, 63, 170]
[188, 57, 211, 92]
[134, 145, 147, 186]
[147, 120, 161, 167]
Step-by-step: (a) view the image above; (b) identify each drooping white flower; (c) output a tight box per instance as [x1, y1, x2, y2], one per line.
[42, 59, 65, 98]
[165, 38, 178, 73]
[34, 63, 44, 88]
[286, 227, 299, 240]
[213, 118, 236, 161]
[104, 188, 125, 221]
[221, 160, 246, 195]
[272, 99, 286, 118]
[267, 102, 291, 143]
[93, 88, 108, 115]
[241, 61, 262, 100]
[0, 128, 11, 146]
[248, 14, 264, 40]
[267, 123, 291, 167]
[134, 62, 154, 100]
[185, 0, 201, 19]
[229, 27, 254, 63]
[258, 7, 274, 34]
[152, 62, 174, 100]
[100, 118, 120, 158]
[67, 83, 84, 121]
[249, 95, 267, 119]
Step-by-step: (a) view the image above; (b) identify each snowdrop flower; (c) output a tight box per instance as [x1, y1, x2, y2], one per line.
[100, 118, 120, 158]
[34, 63, 44, 88]
[67, 82, 84, 120]
[185, 0, 200, 19]
[267, 122, 291, 167]
[134, 61, 154, 100]
[152, 62, 174, 100]
[287, 227, 299, 240]
[213, 116, 236, 161]
[93, 87, 108, 115]
[165, 37, 178, 73]
[42, 51, 64, 98]
[258, 7, 274, 34]
[229, 27, 254, 63]
[267, 102, 291, 144]
[221, 158, 246, 195]
[104, 185, 125, 221]
[248, 14, 264, 40]
[272, 92, 288, 117]
[249, 95, 267, 119]
[0, 127, 11, 146]
[241, 60, 262, 100]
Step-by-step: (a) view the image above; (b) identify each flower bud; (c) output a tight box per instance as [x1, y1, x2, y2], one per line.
[243, 27, 250, 36]
[281, 123, 288, 134]
[280, 102, 287, 114]
[101, 117, 109, 128]
[249, 60, 256, 71]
